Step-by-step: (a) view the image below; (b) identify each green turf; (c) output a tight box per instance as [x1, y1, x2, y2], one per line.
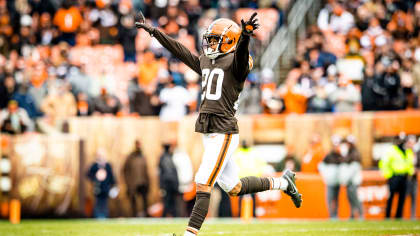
[0, 218, 419, 236]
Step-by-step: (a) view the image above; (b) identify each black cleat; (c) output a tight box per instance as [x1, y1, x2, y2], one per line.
[282, 169, 302, 208]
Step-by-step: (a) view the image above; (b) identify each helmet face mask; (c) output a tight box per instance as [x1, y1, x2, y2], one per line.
[202, 34, 223, 59]
[202, 18, 241, 59]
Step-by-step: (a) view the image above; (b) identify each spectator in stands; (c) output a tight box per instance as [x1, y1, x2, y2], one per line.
[337, 38, 365, 82]
[387, 10, 415, 39]
[339, 135, 364, 219]
[399, 59, 418, 109]
[302, 133, 325, 173]
[118, 12, 138, 62]
[324, 64, 339, 96]
[379, 133, 415, 218]
[159, 142, 179, 217]
[123, 140, 150, 217]
[0, 100, 33, 134]
[29, 0, 56, 16]
[92, 87, 122, 115]
[41, 81, 77, 125]
[16, 14, 37, 55]
[0, 74, 16, 109]
[12, 83, 42, 119]
[28, 76, 48, 116]
[184, 68, 200, 113]
[158, 77, 191, 122]
[274, 146, 301, 172]
[38, 12, 59, 46]
[138, 50, 160, 88]
[76, 92, 93, 116]
[361, 66, 380, 111]
[307, 68, 333, 113]
[87, 148, 117, 219]
[129, 81, 159, 116]
[307, 45, 337, 70]
[53, 0, 82, 46]
[278, 69, 309, 114]
[67, 63, 93, 97]
[329, 75, 361, 112]
[89, 1, 119, 44]
[374, 57, 405, 110]
[238, 73, 262, 114]
[318, 135, 343, 219]
[318, 1, 355, 35]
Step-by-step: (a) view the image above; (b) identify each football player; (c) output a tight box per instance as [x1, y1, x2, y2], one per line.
[135, 12, 302, 236]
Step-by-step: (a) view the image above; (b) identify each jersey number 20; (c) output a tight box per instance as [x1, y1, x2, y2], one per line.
[201, 68, 224, 101]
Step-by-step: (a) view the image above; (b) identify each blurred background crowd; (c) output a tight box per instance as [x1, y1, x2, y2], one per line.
[0, 0, 420, 220]
[262, 0, 420, 114]
[1, 0, 419, 135]
[0, 0, 284, 134]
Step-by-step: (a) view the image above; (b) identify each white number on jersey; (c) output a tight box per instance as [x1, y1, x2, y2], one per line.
[201, 68, 224, 101]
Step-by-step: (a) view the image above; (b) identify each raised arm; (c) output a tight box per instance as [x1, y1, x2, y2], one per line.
[152, 29, 201, 74]
[232, 12, 259, 82]
[135, 12, 201, 74]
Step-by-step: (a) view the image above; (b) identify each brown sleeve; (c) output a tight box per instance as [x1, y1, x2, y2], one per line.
[232, 33, 251, 82]
[151, 28, 201, 74]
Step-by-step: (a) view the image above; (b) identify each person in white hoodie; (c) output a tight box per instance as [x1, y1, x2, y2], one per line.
[159, 78, 192, 122]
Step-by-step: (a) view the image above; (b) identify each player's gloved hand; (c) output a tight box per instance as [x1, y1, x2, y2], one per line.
[135, 11, 154, 35]
[241, 12, 259, 36]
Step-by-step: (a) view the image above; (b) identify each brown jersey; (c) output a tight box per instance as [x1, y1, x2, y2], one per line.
[151, 28, 251, 134]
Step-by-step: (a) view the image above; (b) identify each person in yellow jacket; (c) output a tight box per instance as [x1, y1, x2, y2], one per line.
[233, 140, 269, 217]
[379, 133, 415, 218]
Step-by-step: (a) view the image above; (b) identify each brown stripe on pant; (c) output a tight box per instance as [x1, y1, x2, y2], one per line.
[206, 134, 232, 186]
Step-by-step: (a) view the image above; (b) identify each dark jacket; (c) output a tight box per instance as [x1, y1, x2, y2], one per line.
[158, 151, 179, 192]
[123, 149, 149, 194]
[87, 162, 116, 198]
[323, 151, 343, 165]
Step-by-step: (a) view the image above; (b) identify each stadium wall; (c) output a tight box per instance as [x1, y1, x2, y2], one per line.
[1, 110, 420, 218]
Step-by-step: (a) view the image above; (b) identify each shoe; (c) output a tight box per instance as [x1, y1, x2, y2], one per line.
[282, 169, 302, 208]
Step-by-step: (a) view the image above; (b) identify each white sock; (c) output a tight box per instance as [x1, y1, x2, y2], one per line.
[185, 227, 198, 236]
[184, 231, 196, 236]
[272, 177, 288, 191]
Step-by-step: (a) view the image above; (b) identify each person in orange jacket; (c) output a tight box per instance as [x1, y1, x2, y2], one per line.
[302, 133, 325, 173]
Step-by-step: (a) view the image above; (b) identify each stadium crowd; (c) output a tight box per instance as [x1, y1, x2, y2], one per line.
[0, 0, 419, 220]
[261, 0, 420, 114]
[1, 0, 419, 134]
[0, 0, 284, 134]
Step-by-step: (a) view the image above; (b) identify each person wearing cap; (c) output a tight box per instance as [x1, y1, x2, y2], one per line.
[318, 135, 344, 219]
[339, 135, 364, 219]
[379, 133, 415, 218]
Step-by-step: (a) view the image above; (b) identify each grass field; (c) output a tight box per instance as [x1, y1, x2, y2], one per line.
[0, 218, 419, 236]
